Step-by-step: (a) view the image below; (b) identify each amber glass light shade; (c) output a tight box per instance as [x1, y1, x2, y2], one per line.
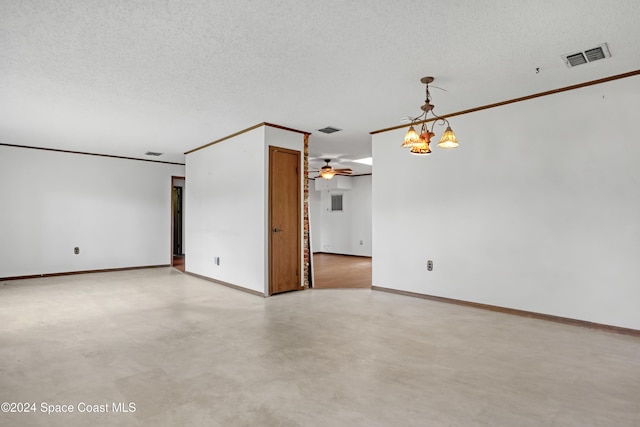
[320, 169, 336, 179]
[402, 125, 419, 148]
[420, 131, 434, 143]
[437, 126, 459, 148]
[410, 131, 433, 155]
[410, 141, 431, 155]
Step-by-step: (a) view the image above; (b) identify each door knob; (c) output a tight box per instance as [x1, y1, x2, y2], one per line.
[273, 227, 281, 233]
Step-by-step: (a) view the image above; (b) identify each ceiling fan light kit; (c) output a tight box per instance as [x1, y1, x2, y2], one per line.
[313, 159, 353, 180]
[402, 76, 460, 155]
[320, 168, 336, 179]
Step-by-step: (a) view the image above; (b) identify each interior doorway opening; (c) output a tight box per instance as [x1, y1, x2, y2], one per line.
[171, 176, 185, 272]
[307, 175, 372, 289]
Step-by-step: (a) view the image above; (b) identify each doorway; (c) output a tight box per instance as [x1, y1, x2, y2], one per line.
[171, 176, 185, 272]
[307, 175, 373, 288]
[268, 146, 301, 295]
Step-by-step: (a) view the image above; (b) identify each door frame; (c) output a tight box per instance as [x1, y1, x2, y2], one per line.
[170, 175, 185, 267]
[268, 146, 302, 295]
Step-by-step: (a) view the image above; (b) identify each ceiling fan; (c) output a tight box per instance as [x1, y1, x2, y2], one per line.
[311, 159, 353, 180]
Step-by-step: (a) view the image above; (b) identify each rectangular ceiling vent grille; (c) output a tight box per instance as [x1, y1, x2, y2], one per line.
[562, 43, 611, 68]
[145, 151, 163, 156]
[566, 53, 588, 67]
[318, 126, 342, 134]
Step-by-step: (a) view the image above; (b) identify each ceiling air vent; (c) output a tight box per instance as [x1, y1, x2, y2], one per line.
[145, 151, 163, 156]
[562, 43, 611, 68]
[565, 53, 588, 67]
[318, 126, 342, 134]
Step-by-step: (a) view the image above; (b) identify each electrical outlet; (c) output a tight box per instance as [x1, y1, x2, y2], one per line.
[427, 260, 433, 271]
[74, 247, 80, 255]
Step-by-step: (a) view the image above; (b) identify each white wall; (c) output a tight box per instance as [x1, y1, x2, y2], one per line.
[186, 125, 304, 295]
[311, 174, 372, 256]
[372, 75, 640, 330]
[186, 127, 266, 293]
[349, 175, 372, 256]
[309, 184, 322, 252]
[0, 145, 185, 277]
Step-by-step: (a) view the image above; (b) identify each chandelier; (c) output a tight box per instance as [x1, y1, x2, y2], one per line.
[401, 76, 459, 155]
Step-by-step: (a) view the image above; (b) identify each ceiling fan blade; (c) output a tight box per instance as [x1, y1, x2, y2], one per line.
[333, 168, 352, 173]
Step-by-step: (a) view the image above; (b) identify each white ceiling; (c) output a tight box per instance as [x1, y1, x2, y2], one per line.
[2, 1, 639, 175]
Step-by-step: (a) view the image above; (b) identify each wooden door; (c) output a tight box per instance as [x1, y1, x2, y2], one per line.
[269, 146, 301, 295]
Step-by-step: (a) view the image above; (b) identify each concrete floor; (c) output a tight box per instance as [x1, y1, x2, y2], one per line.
[1, 268, 639, 426]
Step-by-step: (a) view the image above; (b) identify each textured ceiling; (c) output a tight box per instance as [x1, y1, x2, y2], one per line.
[2, 1, 640, 174]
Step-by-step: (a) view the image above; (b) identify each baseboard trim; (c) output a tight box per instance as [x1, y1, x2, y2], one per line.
[313, 252, 372, 258]
[184, 271, 265, 298]
[0, 265, 170, 281]
[371, 286, 640, 338]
